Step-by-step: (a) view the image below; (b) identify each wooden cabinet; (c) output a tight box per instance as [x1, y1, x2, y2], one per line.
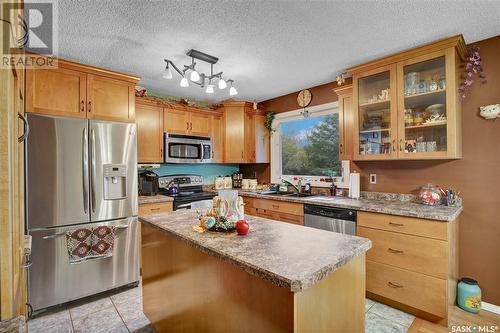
[164, 108, 211, 136]
[210, 115, 224, 162]
[26, 66, 87, 118]
[347, 35, 466, 160]
[164, 108, 189, 134]
[136, 102, 164, 163]
[334, 84, 354, 160]
[357, 211, 458, 325]
[26, 57, 139, 122]
[219, 101, 270, 163]
[87, 74, 135, 122]
[189, 112, 211, 136]
[139, 202, 173, 216]
[243, 197, 304, 225]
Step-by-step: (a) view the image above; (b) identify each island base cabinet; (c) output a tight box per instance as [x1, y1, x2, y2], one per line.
[141, 223, 365, 333]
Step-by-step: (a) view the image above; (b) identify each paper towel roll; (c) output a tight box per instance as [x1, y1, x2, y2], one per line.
[349, 172, 360, 199]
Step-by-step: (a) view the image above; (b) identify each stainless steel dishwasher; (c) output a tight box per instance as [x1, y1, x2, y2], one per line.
[304, 205, 357, 235]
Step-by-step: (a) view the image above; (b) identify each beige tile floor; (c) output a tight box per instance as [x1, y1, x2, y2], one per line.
[28, 283, 415, 333]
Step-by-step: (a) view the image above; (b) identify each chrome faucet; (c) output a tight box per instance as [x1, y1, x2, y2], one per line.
[281, 178, 302, 193]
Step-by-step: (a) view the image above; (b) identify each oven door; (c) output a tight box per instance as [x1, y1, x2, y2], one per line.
[164, 134, 212, 163]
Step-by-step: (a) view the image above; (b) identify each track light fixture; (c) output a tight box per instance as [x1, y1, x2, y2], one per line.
[163, 49, 237, 96]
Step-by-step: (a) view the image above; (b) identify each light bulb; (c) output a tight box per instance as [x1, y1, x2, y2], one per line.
[206, 85, 214, 94]
[180, 77, 189, 87]
[229, 86, 238, 96]
[218, 78, 227, 89]
[163, 66, 173, 79]
[190, 70, 200, 82]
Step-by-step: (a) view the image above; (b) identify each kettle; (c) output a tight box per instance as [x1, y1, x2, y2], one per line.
[168, 183, 179, 196]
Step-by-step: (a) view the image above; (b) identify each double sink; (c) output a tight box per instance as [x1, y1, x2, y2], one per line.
[258, 191, 318, 198]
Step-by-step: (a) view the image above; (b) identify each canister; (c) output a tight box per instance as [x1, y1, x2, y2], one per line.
[223, 175, 232, 189]
[457, 277, 481, 313]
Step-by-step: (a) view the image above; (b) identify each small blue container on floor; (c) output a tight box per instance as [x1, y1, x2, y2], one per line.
[457, 277, 481, 313]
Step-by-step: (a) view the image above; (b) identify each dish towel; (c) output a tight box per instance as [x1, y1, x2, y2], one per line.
[66, 226, 116, 264]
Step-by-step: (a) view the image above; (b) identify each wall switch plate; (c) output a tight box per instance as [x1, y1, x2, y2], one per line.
[370, 174, 377, 184]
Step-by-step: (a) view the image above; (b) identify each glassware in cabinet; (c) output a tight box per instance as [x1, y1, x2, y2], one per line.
[398, 55, 448, 156]
[354, 66, 397, 159]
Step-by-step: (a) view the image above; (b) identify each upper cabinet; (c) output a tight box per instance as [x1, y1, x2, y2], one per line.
[163, 108, 211, 136]
[348, 35, 466, 160]
[210, 115, 224, 163]
[218, 101, 270, 164]
[87, 74, 135, 122]
[333, 84, 354, 160]
[26, 57, 139, 122]
[136, 101, 163, 163]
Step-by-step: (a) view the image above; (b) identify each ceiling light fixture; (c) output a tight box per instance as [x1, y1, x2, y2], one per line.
[163, 49, 236, 96]
[228, 80, 238, 96]
[180, 77, 189, 87]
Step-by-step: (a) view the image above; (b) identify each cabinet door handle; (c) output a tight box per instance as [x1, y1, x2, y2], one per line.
[388, 281, 403, 288]
[81, 100, 85, 112]
[388, 248, 404, 254]
[388, 222, 404, 227]
[190, 122, 193, 130]
[399, 139, 403, 152]
[88, 101, 92, 113]
[339, 143, 343, 154]
[18, 113, 29, 143]
[241, 151, 244, 158]
[187, 122, 189, 130]
[392, 140, 396, 152]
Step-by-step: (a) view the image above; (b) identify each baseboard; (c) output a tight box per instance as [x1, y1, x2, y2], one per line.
[482, 301, 500, 314]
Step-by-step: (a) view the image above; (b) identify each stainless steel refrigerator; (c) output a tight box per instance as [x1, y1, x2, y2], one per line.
[26, 113, 139, 312]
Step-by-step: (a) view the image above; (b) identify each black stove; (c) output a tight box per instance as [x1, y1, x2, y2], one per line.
[158, 174, 216, 210]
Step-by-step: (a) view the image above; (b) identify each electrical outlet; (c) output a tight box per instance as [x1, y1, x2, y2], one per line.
[370, 174, 377, 184]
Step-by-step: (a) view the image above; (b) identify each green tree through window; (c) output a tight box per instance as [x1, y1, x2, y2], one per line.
[281, 114, 341, 177]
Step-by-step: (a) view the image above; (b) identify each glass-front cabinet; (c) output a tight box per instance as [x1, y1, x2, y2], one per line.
[353, 65, 397, 159]
[350, 37, 465, 160]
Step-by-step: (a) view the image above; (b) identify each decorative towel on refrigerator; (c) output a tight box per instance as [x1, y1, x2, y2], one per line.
[66, 226, 116, 263]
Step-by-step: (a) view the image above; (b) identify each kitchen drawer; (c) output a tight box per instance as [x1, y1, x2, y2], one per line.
[252, 198, 304, 216]
[358, 227, 447, 279]
[253, 207, 279, 220]
[139, 202, 173, 216]
[278, 213, 304, 225]
[358, 211, 448, 240]
[367, 260, 447, 318]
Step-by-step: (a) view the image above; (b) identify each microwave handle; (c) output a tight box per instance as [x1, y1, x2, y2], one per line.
[200, 143, 204, 162]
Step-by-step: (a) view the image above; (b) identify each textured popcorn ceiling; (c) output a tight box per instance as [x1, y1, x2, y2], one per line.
[57, 0, 500, 102]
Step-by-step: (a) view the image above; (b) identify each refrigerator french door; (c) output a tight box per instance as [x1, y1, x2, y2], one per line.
[26, 114, 139, 311]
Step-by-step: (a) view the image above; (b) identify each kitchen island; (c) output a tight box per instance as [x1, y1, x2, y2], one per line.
[140, 210, 372, 333]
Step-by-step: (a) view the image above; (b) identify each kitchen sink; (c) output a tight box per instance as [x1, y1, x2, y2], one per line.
[259, 191, 317, 198]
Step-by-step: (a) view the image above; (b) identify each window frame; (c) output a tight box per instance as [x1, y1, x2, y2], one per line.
[270, 101, 350, 188]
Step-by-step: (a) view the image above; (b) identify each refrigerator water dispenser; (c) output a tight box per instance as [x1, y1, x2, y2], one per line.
[103, 164, 127, 200]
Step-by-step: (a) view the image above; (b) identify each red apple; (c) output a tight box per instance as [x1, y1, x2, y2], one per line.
[236, 220, 250, 235]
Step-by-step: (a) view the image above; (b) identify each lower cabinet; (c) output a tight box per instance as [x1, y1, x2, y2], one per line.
[243, 197, 304, 225]
[139, 202, 173, 216]
[357, 211, 458, 325]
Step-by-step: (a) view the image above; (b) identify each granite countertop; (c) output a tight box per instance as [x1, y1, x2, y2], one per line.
[239, 191, 462, 222]
[138, 194, 174, 205]
[0, 316, 25, 333]
[140, 210, 371, 293]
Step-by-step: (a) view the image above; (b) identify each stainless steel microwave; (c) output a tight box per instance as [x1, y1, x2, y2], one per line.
[164, 133, 212, 163]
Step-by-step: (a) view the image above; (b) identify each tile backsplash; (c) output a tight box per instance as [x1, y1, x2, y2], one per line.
[152, 164, 239, 184]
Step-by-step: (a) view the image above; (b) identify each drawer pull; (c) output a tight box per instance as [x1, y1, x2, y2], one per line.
[388, 222, 404, 227]
[272, 205, 280, 209]
[388, 281, 403, 288]
[150, 208, 161, 211]
[388, 248, 404, 254]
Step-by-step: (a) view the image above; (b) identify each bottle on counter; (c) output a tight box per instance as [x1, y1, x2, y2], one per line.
[223, 175, 232, 189]
[215, 175, 225, 190]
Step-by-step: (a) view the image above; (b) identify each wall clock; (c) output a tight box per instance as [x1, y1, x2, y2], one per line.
[297, 89, 312, 107]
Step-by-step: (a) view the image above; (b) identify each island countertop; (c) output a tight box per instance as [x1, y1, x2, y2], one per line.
[139, 210, 371, 292]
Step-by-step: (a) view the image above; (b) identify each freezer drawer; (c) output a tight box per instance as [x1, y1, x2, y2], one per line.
[28, 217, 139, 311]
